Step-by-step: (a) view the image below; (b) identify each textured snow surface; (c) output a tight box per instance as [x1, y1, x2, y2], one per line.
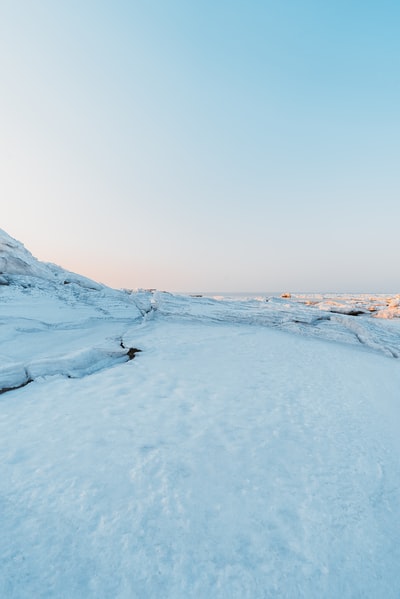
[0, 274, 143, 393]
[1, 230, 400, 597]
[151, 291, 400, 358]
[2, 318, 400, 598]
[0, 228, 103, 289]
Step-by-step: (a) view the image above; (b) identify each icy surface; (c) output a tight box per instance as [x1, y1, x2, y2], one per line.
[0, 228, 103, 289]
[151, 291, 400, 359]
[0, 231, 144, 392]
[1, 229, 400, 597]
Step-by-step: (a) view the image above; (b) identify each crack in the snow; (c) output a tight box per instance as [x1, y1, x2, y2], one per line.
[0, 348, 142, 396]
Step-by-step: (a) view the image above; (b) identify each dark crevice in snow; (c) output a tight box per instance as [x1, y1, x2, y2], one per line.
[0, 349, 142, 396]
[328, 309, 367, 317]
[0, 370, 33, 395]
[0, 380, 33, 395]
[119, 340, 142, 360]
[133, 303, 156, 318]
[292, 315, 331, 325]
[126, 348, 142, 360]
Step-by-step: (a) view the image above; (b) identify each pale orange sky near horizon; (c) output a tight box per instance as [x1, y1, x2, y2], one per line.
[2, 1, 399, 293]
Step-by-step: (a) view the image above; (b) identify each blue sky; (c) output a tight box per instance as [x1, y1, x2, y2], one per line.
[1, 1, 399, 291]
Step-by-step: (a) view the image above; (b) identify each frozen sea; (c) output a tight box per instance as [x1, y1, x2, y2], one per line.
[1, 228, 400, 598]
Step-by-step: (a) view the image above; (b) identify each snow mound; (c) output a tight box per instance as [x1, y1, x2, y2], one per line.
[0, 228, 56, 280]
[0, 229, 146, 391]
[0, 228, 102, 289]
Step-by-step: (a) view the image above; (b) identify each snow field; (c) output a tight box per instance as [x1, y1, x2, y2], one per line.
[2, 228, 400, 597]
[1, 318, 400, 598]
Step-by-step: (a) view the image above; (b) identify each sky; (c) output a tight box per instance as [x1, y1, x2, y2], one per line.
[1, 0, 399, 292]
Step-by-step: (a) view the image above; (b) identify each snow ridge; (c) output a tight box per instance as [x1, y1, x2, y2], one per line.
[1, 228, 399, 397]
[0, 228, 102, 289]
[0, 230, 146, 392]
[149, 292, 400, 359]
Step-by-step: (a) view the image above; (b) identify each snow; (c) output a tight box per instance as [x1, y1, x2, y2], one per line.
[149, 291, 400, 358]
[0, 244, 143, 392]
[0, 228, 103, 289]
[1, 229, 400, 597]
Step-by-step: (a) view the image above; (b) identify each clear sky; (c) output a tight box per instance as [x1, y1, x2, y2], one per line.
[1, 1, 399, 292]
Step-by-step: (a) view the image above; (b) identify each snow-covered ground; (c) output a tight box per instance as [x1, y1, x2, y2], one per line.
[1, 228, 400, 597]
